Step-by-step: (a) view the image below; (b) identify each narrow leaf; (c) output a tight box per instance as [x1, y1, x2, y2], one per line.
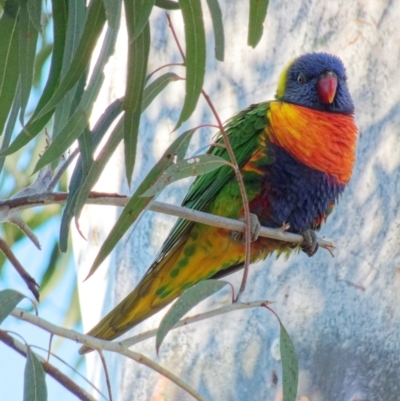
[176, 0, 206, 129]
[19, 2, 39, 122]
[0, 80, 20, 174]
[0, 289, 25, 324]
[33, 0, 106, 121]
[78, 128, 93, 175]
[0, 12, 20, 136]
[142, 72, 181, 111]
[32, 110, 88, 174]
[24, 347, 47, 401]
[247, 0, 269, 48]
[102, 0, 122, 28]
[59, 99, 124, 252]
[155, 0, 180, 10]
[156, 280, 228, 352]
[52, 0, 86, 139]
[131, 0, 155, 42]
[73, 118, 124, 222]
[205, 0, 224, 61]
[87, 129, 195, 278]
[142, 154, 229, 197]
[0, 0, 67, 156]
[123, 0, 151, 184]
[27, 0, 42, 32]
[280, 322, 299, 401]
[33, 21, 119, 174]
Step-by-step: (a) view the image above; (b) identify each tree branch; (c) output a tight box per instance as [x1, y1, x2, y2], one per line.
[0, 192, 335, 251]
[119, 299, 272, 348]
[0, 330, 97, 401]
[10, 308, 207, 401]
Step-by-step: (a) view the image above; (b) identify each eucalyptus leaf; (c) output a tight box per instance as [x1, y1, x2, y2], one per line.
[247, 0, 269, 48]
[88, 129, 196, 279]
[142, 154, 229, 197]
[175, 0, 206, 129]
[0, 289, 25, 325]
[280, 322, 299, 401]
[156, 280, 229, 352]
[23, 347, 47, 401]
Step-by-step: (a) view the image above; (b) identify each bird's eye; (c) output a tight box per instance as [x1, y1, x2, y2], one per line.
[297, 73, 305, 84]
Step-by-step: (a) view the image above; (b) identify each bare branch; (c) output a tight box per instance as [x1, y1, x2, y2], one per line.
[0, 239, 40, 301]
[0, 192, 335, 251]
[11, 308, 207, 401]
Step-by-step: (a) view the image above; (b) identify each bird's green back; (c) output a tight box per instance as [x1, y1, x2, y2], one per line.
[151, 102, 270, 268]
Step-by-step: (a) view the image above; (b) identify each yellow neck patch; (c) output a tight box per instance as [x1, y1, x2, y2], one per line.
[275, 59, 294, 99]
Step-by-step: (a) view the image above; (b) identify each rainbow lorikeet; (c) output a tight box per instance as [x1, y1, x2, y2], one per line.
[79, 52, 357, 353]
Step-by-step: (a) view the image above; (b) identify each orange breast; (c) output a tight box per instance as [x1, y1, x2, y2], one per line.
[266, 102, 357, 184]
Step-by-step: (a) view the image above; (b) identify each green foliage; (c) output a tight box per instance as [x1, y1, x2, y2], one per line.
[156, 280, 228, 352]
[0, 289, 24, 324]
[0, 0, 288, 399]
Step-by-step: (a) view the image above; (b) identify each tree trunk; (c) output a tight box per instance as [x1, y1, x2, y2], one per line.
[75, 1, 400, 400]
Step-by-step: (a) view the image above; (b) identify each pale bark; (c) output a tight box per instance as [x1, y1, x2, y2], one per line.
[75, 1, 400, 400]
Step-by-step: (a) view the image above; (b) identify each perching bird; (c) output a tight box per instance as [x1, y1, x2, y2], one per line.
[79, 52, 357, 353]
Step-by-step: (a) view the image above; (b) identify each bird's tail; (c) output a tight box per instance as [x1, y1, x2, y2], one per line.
[78, 236, 188, 354]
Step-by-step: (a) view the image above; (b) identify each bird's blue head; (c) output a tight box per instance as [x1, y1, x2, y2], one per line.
[275, 52, 354, 114]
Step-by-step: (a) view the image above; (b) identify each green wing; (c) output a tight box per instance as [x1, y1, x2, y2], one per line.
[152, 101, 270, 266]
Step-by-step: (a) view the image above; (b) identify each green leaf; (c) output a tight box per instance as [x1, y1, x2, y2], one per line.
[33, 0, 106, 121]
[142, 154, 229, 197]
[247, 0, 269, 48]
[73, 118, 124, 222]
[205, 0, 224, 61]
[123, 0, 151, 184]
[19, 1, 39, 122]
[0, 289, 25, 324]
[142, 72, 182, 111]
[175, 0, 206, 129]
[33, 20, 119, 173]
[0, 0, 68, 156]
[0, 80, 20, 174]
[27, 0, 42, 32]
[102, 0, 122, 28]
[24, 347, 47, 401]
[59, 98, 124, 252]
[32, 109, 88, 174]
[156, 280, 228, 352]
[155, 0, 180, 10]
[280, 322, 299, 401]
[131, 0, 155, 42]
[0, 12, 20, 137]
[87, 128, 195, 279]
[52, 0, 86, 140]
[78, 128, 93, 175]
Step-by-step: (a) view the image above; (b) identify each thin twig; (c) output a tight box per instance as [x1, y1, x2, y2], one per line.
[201, 89, 252, 302]
[0, 238, 40, 301]
[0, 192, 335, 251]
[98, 350, 113, 401]
[120, 300, 271, 348]
[10, 308, 207, 401]
[0, 330, 96, 401]
[166, 13, 252, 301]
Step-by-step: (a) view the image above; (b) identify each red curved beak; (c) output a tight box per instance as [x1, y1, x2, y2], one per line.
[317, 71, 337, 104]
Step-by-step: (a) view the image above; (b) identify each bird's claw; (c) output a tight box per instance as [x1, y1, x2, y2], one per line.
[300, 229, 319, 257]
[231, 213, 261, 243]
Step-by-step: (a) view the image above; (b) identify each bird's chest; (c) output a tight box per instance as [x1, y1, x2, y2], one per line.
[248, 143, 345, 233]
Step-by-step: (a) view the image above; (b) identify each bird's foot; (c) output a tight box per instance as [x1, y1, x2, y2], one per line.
[279, 222, 290, 232]
[300, 229, 319, 257]
[232, 213, 261, 243]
